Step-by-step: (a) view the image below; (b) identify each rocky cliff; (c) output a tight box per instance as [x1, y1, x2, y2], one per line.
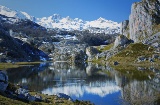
[120, 20, 129, 38]
[0, 29, 49, 62]
[121, 0, 160, 42]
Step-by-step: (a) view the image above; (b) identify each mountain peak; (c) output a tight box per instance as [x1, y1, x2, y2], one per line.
[97, 17, 106, 21]
[0, 5, 120, 34]
[0, 5, 35, 20]
[51, 14, 61, 19]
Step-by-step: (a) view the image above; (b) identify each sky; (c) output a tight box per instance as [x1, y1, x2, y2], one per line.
[0, 0, 140, 22]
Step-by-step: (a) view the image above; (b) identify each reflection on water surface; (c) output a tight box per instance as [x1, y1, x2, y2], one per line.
[6, 62, 160, 105]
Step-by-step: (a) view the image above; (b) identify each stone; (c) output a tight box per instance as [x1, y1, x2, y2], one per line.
[0, 71, 8, 92]
[149, 57, 154, 62]
[152, 54, 159, 59]
[56, 93, 73, 102]
[129, 0, 160, 42]
[137, 67, 146, 71]
[137, 56, 147, 62]
[113, 35, 129, 48]
[113, 61, 119, 66]
[15, 88, 37, 102]
[34, 94, 42, 101]
[120, 20, 130, 37]
[86, 46, 99, 61]
[28, 95, 36, 102]
[16, 88, 28, 95]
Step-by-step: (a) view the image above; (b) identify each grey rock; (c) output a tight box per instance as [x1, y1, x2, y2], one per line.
[120, 20, 130, 37]
[16, 88, 28, 95]
[86, 46, 99, 61]
[137, 67, 146, 71]
[34, 94, 42, 101]
[114, 35, 129, 48]
[149, 57, 154, 62]
[28, 95, 36, 102]
[0, 71, 8, 92]
[56, 93, 73, 102]
[137, 56, 147, 62]
[152, 54, 159, 59]
[129, 0, 160, 42]
[113, 61, 119, 66]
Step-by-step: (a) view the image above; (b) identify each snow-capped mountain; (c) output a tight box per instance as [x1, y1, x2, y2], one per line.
[0, 5, 120, 34]
[0, 5, 35, 21]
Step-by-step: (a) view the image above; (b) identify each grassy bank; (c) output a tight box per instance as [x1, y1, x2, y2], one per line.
[0, 83, 93, 105]
[108, 43, 160, 66]
[0, 62, 43, 70]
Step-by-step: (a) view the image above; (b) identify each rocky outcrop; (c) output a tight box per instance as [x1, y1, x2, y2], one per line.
[121, 0, 160, 42]
[86, 46, 99, 61]
[51, 41, 87, 63]
[0, 71, 8, 92]
[0, 29, 49, 62]
[113, 35, 130, 48]
[120, 20, 129, 38]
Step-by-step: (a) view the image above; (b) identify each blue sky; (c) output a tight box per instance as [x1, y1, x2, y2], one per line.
[0, 0, 140, 22]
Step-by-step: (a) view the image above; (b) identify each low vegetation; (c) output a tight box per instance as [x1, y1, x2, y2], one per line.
[108, 43, 159, 64]
[96, 43, 114, 52]
[0, 83, 94, 105]
[0, 62, 43, 70]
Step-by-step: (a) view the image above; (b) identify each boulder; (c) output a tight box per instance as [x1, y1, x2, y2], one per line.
[137, 56, 147, 62]
[152, 54, 159, 59]
[56, 93, 73, 102]
[0, 71, 8, 92]
[149, 57, 154, 62]
[34, 94, 42, 102]
[114, 35, 129, 48]
[86, 46, 99, 61]
[16, 88, 37, 102]
[113, 61, 119, 66]
[137, 67, 146, 71]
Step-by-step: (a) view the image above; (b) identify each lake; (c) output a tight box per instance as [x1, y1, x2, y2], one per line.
[6, 62, 160, 105]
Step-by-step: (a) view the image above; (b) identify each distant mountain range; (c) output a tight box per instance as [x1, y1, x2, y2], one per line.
[0, 5, 120, 34]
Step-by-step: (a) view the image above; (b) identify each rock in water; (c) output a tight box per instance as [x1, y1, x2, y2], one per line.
[0, 71, 8, 92]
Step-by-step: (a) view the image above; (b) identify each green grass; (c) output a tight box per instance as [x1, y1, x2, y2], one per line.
[108, 43, 159, 64]
[0, 62, 44, 70]
[0, 94, 29, 105]
[109, 64, 155, 81]
[0, 83, 94, 105]
[115, 43, 154, 57]
[96, 43, 114, 52]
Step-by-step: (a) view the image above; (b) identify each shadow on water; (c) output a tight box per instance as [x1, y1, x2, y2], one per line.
[5, 62, 160, 105]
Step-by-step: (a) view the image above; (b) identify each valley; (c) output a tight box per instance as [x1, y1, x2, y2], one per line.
[0, 0, 160, 105]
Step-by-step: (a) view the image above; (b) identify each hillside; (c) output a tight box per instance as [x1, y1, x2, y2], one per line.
[0, 29, 49, 62]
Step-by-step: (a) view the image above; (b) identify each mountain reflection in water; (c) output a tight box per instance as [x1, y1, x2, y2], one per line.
[6, 62, 160, 105]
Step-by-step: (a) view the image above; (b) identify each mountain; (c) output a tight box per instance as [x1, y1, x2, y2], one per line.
[0, 28, 49, 62]
[0, 5, 35, 21]
[120, 0, 160, 42]
[0, 5, 120, 34]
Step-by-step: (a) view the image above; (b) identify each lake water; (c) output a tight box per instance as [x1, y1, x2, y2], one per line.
[6, 62, 160, 105]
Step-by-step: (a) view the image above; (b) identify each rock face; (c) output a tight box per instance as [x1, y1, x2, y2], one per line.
[51, 41, 87, 64]
[0, 71, 8, 92]
[86, 46, 99, 61]
[122, 0, 160, 42]
[114, 35, 129, 48]
[120, 20, 129, 38]
[0, 30, 49, 62]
